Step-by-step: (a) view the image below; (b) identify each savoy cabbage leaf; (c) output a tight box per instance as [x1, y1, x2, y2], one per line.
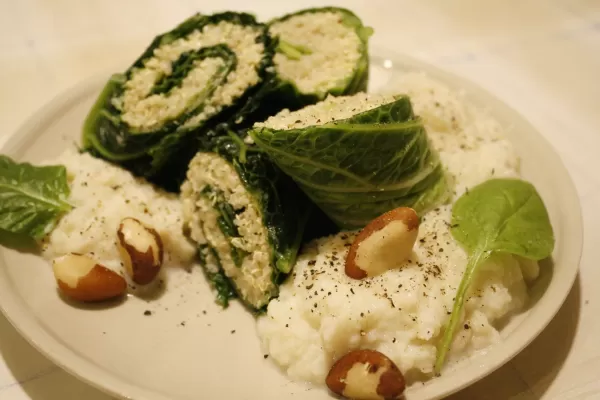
[250, 95, 450, 229]
[82, 12, 276, 190]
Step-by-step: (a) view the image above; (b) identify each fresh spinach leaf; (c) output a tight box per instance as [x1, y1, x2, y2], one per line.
[0, 155, 72, 246]
[435, 178, 554, 372]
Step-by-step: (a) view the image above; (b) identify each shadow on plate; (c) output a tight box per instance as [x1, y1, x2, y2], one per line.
[448, 274, 581, 399]
[56, 289, 128, 310]
[0, 232, 40, 254]
[128, 268, 168, 301]
[528, 257, 555, 308]
[494, 256, 555, 332]
[55, 267, 169, 308]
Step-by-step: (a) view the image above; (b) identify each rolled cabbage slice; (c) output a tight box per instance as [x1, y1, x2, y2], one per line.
[250, 93, 450, 229]
[82, 12, 274, 186]
[181, 135, 310, 309]
[267, 7, 372, 110]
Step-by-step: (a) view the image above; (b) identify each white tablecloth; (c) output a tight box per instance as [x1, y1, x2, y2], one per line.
[0, 0, 599, 399]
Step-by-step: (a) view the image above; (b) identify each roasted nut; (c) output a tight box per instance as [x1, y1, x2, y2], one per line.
[52, 253, 127, 302]
[345, 207, 419, 279]
[326, 349, 405, 400]
[117, 217, 164, 285]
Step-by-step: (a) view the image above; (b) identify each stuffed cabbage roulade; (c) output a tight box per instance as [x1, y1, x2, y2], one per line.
[83, 12, 275, 187]
[266, 7, 372, 111]
[250, 93, 450, 229]
[181, 134, 311, 309]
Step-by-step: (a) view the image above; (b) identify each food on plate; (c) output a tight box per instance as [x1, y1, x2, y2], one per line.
[250, 93, 450, 229]
[196, 242, 238, 307]
[82, 12, 275, 188]
[0, 155, 72, 245]
[181, 134, 311, 309]
[117, 217, 164, 285]
[41, 149, 196, 297]
[52, 253, 127, 302]
[434, 178, 554, 371]
[257, 72, 552, 386]
[345, 207, 419, 280]
[82, 8, 374, 191]
[326, 349, 406, 400]
[0, 6, 558, 397]
[266, 7, 371, 110]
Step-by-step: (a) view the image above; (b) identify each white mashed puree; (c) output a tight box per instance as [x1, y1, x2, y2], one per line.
[257, 72, 537, 384]
[42, 150, 196, 274]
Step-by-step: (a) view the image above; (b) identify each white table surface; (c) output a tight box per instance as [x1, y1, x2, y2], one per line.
[0, 0, 599, 399]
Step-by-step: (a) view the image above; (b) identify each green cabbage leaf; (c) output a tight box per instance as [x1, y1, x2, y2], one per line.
[250, 96, 450, 229]
[82, 12, 276, 190]
[265, 7, 372, 112]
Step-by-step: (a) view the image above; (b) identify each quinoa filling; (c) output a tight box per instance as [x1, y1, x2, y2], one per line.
[257, 93, 396, 130]
[181, 152, 275, 308]
[270, 11, 362, 95]
[116, 21, 265, 132]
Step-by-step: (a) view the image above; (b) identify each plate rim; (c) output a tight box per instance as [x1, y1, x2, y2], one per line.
[0, 48, 583, 400]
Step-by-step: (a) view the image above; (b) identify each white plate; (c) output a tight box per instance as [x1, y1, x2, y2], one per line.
[0, 50, 582, 400]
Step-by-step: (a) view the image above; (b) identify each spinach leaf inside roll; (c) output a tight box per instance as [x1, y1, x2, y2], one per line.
[181, 133, 311, 309]
[250, 93, 451, 229]
[197, 243, 237, 307]
[268, 7, 372, 109]
[82, 12, 275, 187]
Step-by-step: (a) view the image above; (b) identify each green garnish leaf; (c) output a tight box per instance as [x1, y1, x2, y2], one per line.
[435, 178, 554, 372]
[0, 155, 72, 245]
